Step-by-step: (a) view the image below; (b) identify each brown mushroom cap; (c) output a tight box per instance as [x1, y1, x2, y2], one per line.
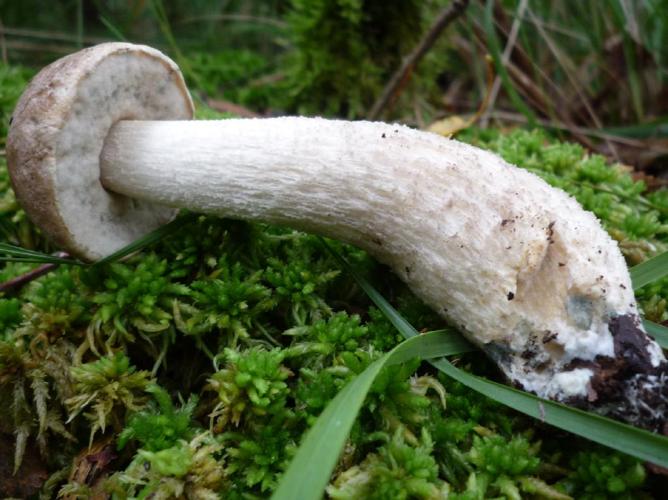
[6, 42, 194, 261]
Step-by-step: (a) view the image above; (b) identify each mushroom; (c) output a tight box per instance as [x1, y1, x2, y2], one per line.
[6, 43, 667, 431]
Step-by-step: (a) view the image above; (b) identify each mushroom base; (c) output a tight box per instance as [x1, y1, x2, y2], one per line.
[495, 314, 668, 433]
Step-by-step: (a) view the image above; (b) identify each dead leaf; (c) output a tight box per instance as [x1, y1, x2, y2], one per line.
[64, 437, 117, 499]
[427, 115, 472, 137]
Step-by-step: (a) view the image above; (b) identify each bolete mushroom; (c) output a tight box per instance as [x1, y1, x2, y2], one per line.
[6, 43, 667, 431]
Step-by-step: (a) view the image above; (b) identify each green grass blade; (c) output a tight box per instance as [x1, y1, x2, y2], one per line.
[93, 213, 193, 266]
[600, 118, 668, 139]
[630, 250, 668, 289]
[327, 242, 668, 468]
[272, 330, 475, 500]
[644, 319, 668, 349]
[321, 238, 420, 339]
[99, 15, 127, 41]
[431, 357, 668, 467]
[0, 243, 80, 265]
[0, 213, 192, 268]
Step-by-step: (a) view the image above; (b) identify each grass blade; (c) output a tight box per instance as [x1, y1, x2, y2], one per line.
[321, 238, 419, 338]
[0, 213, 192, 269]
[644, 319, 668, 349]
[482, 0, 536, 126]
[431, 357, 668, 467]
[326, 241, 668, 468]
[631, 250, 668, 289]
[93, 213, 193, 266]
[600, 118, 668, 139]
[0, 243, 80, 265]
[99, 15, 127, 41]
[272, 330, 475, 500]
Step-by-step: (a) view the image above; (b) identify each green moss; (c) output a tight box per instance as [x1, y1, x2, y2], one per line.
[66, 352, 153, 444]
[467, 435, 539, 478]
[327, 428, 448, 499]
[560, 450, 647, 499]
[22, 267, 91, 336]
[0, 297, 21, 338]
[176, 260, 274, 343]
[223, 425, 297, 492]
[117, 384, 199, 452]
[208, 347, 291, 430]
[88, 253, 190, 347]
[105, 431, 224, 498]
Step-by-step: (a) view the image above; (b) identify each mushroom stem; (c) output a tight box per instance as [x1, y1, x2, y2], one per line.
[100, 117, 550, 292]
[101, 118, 549, 335]
[102, 118, 496, 251]
[102, 118, 425, 245]
[100, 117, 668, 431]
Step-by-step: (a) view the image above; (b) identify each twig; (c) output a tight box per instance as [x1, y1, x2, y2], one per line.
[2, 40, 78, 55]
[480, 0, 528, 126]
[489, 110, 668, 152]
[463, 23, 599, 152]
[367, 0, 470, 120]
[247, 71, 285, 88]
[0, 253, 68, 294]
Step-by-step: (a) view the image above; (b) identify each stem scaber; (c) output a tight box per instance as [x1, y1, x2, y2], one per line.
[6, 42, 667, 431]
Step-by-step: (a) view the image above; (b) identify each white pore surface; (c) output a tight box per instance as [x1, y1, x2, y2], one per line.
[100, 117, 665, 399]
[55, 46, 191, 259]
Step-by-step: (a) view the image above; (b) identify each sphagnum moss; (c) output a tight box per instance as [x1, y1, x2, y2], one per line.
[0, 127, 666, 497]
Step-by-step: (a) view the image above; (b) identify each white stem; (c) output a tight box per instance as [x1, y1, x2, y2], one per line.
[100, 116, 526, 335]
[101, 118, 514, 262]
[100, 116, 648, 399]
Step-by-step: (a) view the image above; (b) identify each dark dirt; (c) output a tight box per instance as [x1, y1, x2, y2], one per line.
[565, 314, 667, 433]
[0, 434, 48, 498]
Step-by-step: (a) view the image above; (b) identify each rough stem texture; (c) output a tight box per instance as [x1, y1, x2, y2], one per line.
[101, 117, 666, 426]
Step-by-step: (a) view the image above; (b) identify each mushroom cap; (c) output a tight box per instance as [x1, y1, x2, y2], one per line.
[6, 42, 194, 261]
